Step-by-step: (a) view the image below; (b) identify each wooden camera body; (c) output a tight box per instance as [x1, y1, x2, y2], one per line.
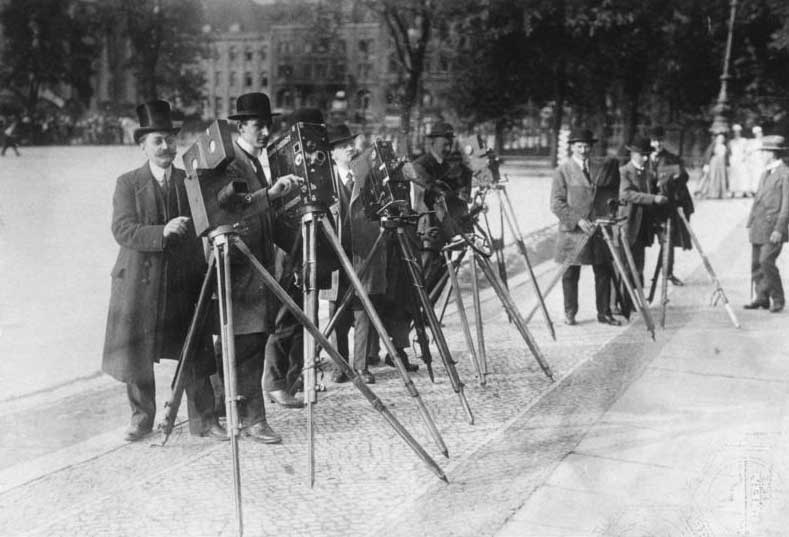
[353, 139, 411, 220]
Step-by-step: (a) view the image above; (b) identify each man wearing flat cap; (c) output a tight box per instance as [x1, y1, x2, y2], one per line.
[220, 92, 302, 443]
[744, 135, 789, 313]
[102, 100, 224, 442]
[551, 127, 622, 326]
[618, 135, 668, 314]
[648, 125, 694, 286]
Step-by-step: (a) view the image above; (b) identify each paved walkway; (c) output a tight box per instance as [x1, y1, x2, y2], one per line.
[0, 195, 774, 537]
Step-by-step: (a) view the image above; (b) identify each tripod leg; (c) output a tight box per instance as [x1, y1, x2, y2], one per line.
[469, 247, 487, 379]
[660, 219, 672, 328]
[396, 227, 475, 424]
[231, 235, 448, 481]
[498, 187, 556, 340]
[213, 237, 243, 537]
[525, 228, 596, 323]
[409, 288, 435, 383]
[647, 242, 663, 304]
[159, 253, 217, 444]
[444, 249, 484, 385]
[302, 214, 318, 487]
[316, 216, 449, 458]
[676, 209, 741, 328]
[474, 253, 554, 381]
[618, 228, 656, 340]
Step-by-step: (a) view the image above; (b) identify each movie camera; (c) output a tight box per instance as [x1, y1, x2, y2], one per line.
[353, 139, 412, 220]
[460, 134, 503, 187]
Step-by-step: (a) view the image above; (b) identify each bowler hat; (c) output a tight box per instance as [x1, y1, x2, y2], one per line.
[648, 126, 666, 139]
[288, 108, 324, 126]
[426, 121, 454, 139]
[759, 135, 787, 152]
[327, 124, 357, 146]
[133, 100, 180, 143]
[228, 92, 280, 120]
[568, 128, 597, 144]
[626, 135, 652, 154]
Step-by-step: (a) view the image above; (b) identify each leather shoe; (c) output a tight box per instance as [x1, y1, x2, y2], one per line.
[124, 424, 152, 442]
[332, 370, 349, 383]
[267, 390, 305, 409]
[564, 313, 577, 326]
[357, 369, 375, 384]
[243, 421, 282, 444]
[597, 314, 622, 326]
[199, 422, 229, 441]
[743, 301, 770, 310]
[770, 302, 784, 313]
[384, 349, 419, 372]
[668, 275, 684, 286]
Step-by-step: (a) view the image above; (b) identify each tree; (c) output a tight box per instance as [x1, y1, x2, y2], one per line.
[0, 0, 101, 116]
[101, 0, 208, 107]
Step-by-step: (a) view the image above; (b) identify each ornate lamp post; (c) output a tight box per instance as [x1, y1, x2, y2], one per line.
[710, 0, 739, 134]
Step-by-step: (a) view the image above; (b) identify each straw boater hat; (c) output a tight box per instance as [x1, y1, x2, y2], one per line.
[228, 92, 280, 121]
[626, 135, 652, 154]
[568, 128, 597, 144]
[759, 135, 786, 152]
[133, 100, 180, 144]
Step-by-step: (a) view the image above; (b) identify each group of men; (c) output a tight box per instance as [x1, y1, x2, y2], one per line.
[551, 126, 694, 326]
[101, 92, 464, 444]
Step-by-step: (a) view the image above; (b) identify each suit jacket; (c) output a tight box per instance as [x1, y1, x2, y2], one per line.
[102, 164, 211, 384]
[618, 161, 658, 246]
[224, 141, 277, 334]
[747, 161, 789, 244]
[551, 157, 620, 264]
[650, 149, 694, 249]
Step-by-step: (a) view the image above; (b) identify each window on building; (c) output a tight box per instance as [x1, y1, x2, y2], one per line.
[438, 54, 450, 72]
[229, 71, 237, 87]
[215, 71, 222, 86]
[357, 62, 371, 79]
[303, 63, 312, 80]
[245, 48, 253, 62]
[229, 97, 236, 112]
[336, 39, 346, 54]
[278, 64, 293, 78]
[315, 63, 327, 80]
[260, 72, 269, 87]
[215, 97, 223, 115]
[245, 72, 252, 87]
[259, 47, 267, 61]
[228, 46, 237, 62]
[276, 89, 294, 108]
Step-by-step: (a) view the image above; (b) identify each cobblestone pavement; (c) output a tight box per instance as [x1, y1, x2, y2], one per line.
[0, 193, 752, 536]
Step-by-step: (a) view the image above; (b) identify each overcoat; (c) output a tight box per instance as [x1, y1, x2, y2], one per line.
[551, 157, 620, 264]
[225, 141, 277, 334]
[650, 149, 694, 250]
[102, 164, 210, 384]
[747, 162, 789, 245]
[618, 161, 658, 246]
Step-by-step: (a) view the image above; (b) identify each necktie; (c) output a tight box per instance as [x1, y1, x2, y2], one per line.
[582, 161, 591, 182]
[346, 172, 354, 194]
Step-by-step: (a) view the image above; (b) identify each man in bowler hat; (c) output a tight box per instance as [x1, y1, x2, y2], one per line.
[744, 135, 789, 313]
[550, 127, 622, 326]
[221, 92, 302, 442]
[102, 100, 224, 442]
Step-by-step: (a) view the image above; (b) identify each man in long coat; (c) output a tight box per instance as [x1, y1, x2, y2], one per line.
[550, 128, 621, 326]
[223, 92, 300, 442]
[744, 135, 789, 313]
[648, 126, 694, 286]
[102, 100, 223, 442]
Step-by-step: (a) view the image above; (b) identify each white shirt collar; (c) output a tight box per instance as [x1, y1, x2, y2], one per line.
[237, 136, 263, 159]
[336, 163, 353, 186]
[631, 160, 644, 172]
[571, 155, 588, 170]
[148, 161, 171, 187]
[766, 160, 781, 172]
[429, 148, 444, 165]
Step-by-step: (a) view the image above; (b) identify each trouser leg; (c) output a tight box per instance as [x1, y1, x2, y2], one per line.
[756, 242, 784, 304]
[562, 265, 580, 316]
[593, 262, 614, 316]
[353, 299, 380, 371]
[126, 379, 156, 431]
[233, 332, 267, 425]
[752, 243, 767, 302]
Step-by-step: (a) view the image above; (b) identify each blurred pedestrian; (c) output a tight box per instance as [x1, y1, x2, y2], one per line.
[698, 132, 729, 199]
[1, 115, 21, 156]
[745, 125, 765, 196]
[744, 135, 789, 313]
[728, 124, 750, 197]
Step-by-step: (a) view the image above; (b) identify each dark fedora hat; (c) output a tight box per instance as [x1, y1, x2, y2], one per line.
[228, 92, 280, 120]
[288, 108, 325, 126]
[327, 124, 357, 146]
[648, 125, 666, 139]
[568, 128, 597, 144]
[426, 121, 454, 139]
[133, 100, 179, 143]
[626, 135, 652, 154]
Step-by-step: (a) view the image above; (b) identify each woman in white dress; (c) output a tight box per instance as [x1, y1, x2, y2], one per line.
[745, 125, 764, 196]
[699, 132, 729, 199]
[727, 124, 749, 197]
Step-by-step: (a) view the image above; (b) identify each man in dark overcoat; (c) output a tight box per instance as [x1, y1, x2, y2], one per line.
[102, 100, 223, 442]
[744, 135, 789, 313]
[550, 128, 621, 326]
[648, 125, 694, 286]
[222, 92, 301, 442]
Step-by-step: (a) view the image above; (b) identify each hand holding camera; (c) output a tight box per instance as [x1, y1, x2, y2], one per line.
[269, 174, 302, 201]
[577, 218, 595, 234]
[164, 216, 190, 239]
[654, 194, 669, 205]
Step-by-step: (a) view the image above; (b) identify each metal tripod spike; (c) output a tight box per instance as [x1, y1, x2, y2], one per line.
[233, 236, 448, 482]
[676, 209, 740, 328]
